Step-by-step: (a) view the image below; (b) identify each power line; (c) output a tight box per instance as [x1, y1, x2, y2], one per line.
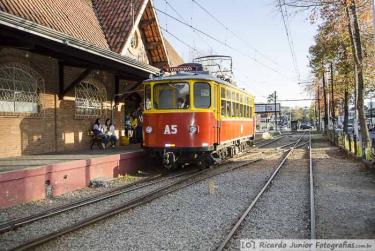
[278, 0, 301, 82]
[163, 0, 213, 53]
[159, 25, 201, 54]
[278, 98, 318, 101]
[191, 0, 284, 68]
[154, 7, 294, 81]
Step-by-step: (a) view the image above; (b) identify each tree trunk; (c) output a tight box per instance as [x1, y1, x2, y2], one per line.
[317, 86, 321, 131]
[330, 62, 335, 130]
[346, 0, 371, 149]
[344, 87, 349, 134]
[322, 72, 328, 134]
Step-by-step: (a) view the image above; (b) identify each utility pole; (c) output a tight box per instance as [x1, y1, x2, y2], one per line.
[274, 91, 277, 132]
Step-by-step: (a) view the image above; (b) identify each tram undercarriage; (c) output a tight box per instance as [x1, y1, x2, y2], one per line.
[147, 137, 253, 169]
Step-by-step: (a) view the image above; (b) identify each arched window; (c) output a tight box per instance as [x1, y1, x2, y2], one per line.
[0, 63, 43, 114]
[75, 80, 106, 117]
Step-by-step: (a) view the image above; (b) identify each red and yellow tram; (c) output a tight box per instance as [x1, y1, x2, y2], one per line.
[142, 62, 255, 168]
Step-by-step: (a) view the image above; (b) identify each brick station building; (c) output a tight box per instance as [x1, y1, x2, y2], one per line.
[0, 0, 184, 158]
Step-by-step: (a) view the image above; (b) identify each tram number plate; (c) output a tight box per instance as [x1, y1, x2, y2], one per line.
[164, 125, 177, 134]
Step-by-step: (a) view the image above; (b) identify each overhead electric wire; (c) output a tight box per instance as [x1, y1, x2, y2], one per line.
[163, 0, 213, 53]
[159, 25, 201, 54]
[283, 4, 300, 81]
[278, 0, 301, 82]
[191, 0, 284, 68]
[154, 7, 294, 81]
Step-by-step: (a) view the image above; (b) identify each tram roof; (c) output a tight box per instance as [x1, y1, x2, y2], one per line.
[145, 72, 253, 96]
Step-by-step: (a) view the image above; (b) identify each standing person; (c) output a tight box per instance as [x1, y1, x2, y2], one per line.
[130, 114, 137, 143]
[105, 119, 117, 147]
[124, 114, 131, 138]
[93, 118, 109, 148]
[177, 97, 185, 108]
[134, 105, 143, 145]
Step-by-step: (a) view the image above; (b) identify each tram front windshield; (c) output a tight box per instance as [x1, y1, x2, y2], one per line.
[153, 82, 190, 109]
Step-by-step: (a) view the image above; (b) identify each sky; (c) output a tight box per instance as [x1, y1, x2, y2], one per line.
[153, 0, 318, 107]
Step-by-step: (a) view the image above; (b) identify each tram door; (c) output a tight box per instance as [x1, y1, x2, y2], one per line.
[213, 83, 220, 145]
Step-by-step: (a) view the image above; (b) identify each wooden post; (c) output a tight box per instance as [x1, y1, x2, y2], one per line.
[58, 62, 64, 100]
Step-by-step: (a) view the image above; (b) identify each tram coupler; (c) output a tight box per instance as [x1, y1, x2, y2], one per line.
[162, 151, 176, 169]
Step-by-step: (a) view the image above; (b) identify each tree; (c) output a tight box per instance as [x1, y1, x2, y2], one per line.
[267, 93, 276, 103]
[279, 0, 374, 150]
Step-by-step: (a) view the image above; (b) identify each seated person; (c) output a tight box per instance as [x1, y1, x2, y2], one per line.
[93, 118, 109, 148]
[105, 119, 117, 147]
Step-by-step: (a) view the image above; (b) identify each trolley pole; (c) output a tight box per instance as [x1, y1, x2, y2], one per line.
[274, 91, 277, 132]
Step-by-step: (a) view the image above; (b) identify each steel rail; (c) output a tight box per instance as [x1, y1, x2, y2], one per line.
[296, 140, 310, 149]
[277, 140, 296, 149]
[11, 155, 273, 250]
[256, 135, 285, 148]
[10, 144, 294, 251]
[1, 145, 266, 234]
[309, 132, 316, 239]
[0, 170, 197, 233]
[216, 133, 305, 251]
[5, 135, 302, 250]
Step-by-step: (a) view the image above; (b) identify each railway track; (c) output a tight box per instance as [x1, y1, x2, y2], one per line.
[1, 133, 304, 250]
[2, 135, 303, 250]
[0, 169, 198, 233]
[216, 132, 314, 250]
[0, 135, 289, 235]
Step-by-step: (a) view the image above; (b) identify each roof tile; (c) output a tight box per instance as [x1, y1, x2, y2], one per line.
[0, 0, 110, 49]
[93, 0, 145, 53]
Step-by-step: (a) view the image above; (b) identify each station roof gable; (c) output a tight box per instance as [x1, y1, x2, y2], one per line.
[0, 0, 183, 69]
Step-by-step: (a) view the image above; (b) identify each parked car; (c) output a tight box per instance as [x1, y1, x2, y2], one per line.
[347, 124, 353, 133]
[300, 124, 312, 130]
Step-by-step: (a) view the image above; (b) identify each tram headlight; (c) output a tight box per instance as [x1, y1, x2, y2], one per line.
[189, 125, 198, 134]
[145, 126, 153, 134]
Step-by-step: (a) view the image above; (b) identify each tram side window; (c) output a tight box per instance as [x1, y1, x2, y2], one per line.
[221, 87, 226, 99]
[221, 100, 226, 116]
[194, 82, 211, 108]
[144, 84, 151, 110]
[249, 106, 253, 118]
[226, 101, 231, 116]
[231, 102, 235, 117]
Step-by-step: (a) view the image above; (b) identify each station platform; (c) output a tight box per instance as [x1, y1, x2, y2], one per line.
[0, 144, 147, 208]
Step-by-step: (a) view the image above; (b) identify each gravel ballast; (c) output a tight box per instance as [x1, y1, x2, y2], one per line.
[2, 134, 372, 250]
[36, 153, 286, 250]
[227, 146, 310, 250]
[0, 170, 204, 250]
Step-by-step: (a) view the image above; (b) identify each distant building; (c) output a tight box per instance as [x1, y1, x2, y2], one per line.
[0, 0, 184, 157]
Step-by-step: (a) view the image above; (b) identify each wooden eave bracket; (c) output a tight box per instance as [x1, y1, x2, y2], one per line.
[58, 62, 92, 100]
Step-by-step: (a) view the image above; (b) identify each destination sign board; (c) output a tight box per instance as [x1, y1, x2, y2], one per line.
[255, 103, 281, 113]
[163, 63, 203, 72]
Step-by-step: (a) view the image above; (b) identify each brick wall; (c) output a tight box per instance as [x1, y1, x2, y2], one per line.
[0, 48, 127, 158]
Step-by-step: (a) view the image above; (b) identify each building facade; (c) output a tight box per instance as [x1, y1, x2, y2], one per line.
[0, 0, 184, 158]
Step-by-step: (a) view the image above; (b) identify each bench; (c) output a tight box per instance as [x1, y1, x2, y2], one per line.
[89, 131, 105, 150]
